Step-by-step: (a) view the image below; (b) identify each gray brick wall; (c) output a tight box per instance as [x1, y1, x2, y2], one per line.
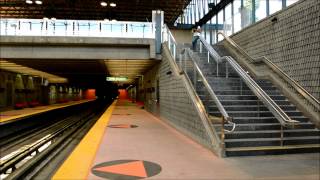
[142, 48, 212, 148]
[230, 0, 320, 99]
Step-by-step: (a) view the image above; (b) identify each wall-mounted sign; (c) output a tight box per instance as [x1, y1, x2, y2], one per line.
[106, 77, 128, 82]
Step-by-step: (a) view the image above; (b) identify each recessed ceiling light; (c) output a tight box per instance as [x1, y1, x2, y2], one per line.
[26, 0, 33, 4]
[110, 3, 116, 7]
[35, 0, 42, 5]
[100, 1, 107, 7]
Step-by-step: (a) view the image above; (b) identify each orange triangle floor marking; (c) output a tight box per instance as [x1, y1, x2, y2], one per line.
[94, 160, 147, 178]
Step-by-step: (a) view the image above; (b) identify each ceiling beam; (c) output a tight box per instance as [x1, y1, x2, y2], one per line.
[194, 0, 233, 28]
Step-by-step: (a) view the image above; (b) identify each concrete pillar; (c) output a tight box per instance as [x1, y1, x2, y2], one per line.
[152, 10, 164, 54]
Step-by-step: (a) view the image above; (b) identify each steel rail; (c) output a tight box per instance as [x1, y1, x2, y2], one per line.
[0, 111, 93, 176]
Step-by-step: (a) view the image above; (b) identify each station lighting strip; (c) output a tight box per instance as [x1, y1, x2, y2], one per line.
[26, 0, 42, 5]
[100, 1, 116, 7]
[0, 60, 67, 83]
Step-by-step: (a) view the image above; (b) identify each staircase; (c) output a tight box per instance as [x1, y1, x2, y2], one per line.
[189, 50, 320, 156]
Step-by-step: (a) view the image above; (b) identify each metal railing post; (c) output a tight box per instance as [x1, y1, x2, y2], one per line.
[280, 125, 284, 146]
[193, 65, 197, 88]
[216, 61, 219, 77]
[173, 44, 176, 61]
[179, 54, 182, 69]
[226, 62, 229, 78]
[221, 117, 225, 150]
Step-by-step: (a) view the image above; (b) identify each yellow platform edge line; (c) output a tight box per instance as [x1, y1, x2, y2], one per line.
[0, 99, 95, 123]
[52, 100, 117, 180]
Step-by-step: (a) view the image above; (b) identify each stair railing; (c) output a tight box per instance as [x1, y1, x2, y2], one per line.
[197, 34, 299, 128]
[162, 24, 177, 60]
[184, 48, 236, 133]
[217, 32, 320, 110]
[162, 24, 235, 132]
[162, 25, 235, 156]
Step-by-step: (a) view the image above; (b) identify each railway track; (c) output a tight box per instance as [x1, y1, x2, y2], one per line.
[0, 100, 110, 179]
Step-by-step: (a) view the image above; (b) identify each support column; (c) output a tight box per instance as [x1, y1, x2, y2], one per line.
[152, 10, 164, 55]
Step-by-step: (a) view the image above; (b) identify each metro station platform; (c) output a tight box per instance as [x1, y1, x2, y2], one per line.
[0, 99, 94, 123]
[53, 99, 319, 180]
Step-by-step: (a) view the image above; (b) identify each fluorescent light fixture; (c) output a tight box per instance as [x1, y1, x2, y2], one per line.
[35, 0, 42, 5]
[110, 2, 116, 7]
[26, 0, 33, 4]
[100, 1, 107, 7]
[106, 77, 128, 82]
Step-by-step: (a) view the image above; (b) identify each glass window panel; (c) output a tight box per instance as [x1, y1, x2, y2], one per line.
[210, 15, 217, 44]
[233, 0, 242, 33]
[243, 0, 253, 27]
[201, 0, 205, 18]
[217, 10, 224, 41]
[204, 0, 209, 14]
[255, 0, 267, 21]
[224, 4, 232, 36]
[287, 0, 299, 6]
[269, 0, 282, 14]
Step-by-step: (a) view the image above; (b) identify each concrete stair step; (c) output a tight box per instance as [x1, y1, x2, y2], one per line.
[224, 136, 320, 148]
[231, 116, 310, 123]
[210, 110, 303, 117]
[207, 105, 297, 111]
[223, 129, 320, 139]
[202, 99, 292, 106]
[225, 144, 320, 156]
[210, 85, 279, 91]
[214, 122, 315, 131]
[197, 89, 282, 96]
[215, 95, 287, 101]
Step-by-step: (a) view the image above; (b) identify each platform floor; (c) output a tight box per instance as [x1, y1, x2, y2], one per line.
[0, 99, 94, 123]
[54, 99, 320, 179]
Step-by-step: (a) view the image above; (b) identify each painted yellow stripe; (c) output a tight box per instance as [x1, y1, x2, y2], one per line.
[52, 100, 117, 180]
[0, 99, 95, 123]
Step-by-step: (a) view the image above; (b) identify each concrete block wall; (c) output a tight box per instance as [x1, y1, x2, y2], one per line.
[229, 0, 320, 99]
[0, 71, 15, 110]
[142, 48, 212, 148]
[0, 70, 44, 111]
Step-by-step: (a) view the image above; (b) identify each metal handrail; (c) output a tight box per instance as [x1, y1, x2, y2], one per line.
[162, 42, 221, 150]
[223, 56, 299, 126]
[186, 48, 235, 132]
[217, 32, 255, 63]
[258, 56, 320, 108]
[196, 33, 298, 127]
[199, 36, 221, 63]
[162, 25, 235, 132]
[162, 24, 177, 60]
[218, 32, 320, 110]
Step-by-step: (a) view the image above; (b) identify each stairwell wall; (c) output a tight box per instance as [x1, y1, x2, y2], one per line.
[228, 0, 320, 99]
[141, 47, 213, 149]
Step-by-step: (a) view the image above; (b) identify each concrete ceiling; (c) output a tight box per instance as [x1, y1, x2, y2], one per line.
[4, 58, 159, 87]
[0, 59, 67, 83]
[104, 59, 159, 84]
[0, 0, 191, 26]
